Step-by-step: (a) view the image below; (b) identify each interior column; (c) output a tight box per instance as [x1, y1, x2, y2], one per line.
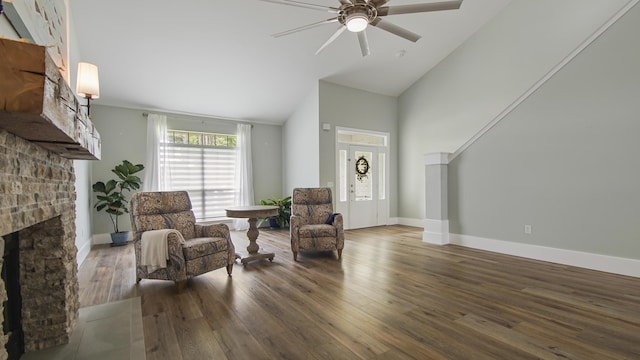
[423, 153, 450, 245]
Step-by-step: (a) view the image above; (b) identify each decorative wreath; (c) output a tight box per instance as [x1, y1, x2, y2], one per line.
[355, 156, 369, 182]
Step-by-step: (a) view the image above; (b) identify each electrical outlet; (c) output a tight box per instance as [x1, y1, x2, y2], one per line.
[524, 225, 532, 234]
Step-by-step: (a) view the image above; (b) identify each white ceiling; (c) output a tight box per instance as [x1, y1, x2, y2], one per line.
[69, 0, 511, 124]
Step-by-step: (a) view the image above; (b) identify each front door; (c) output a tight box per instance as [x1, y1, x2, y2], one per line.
[349, 145, 378, 229]
[335, 128, 389, 230]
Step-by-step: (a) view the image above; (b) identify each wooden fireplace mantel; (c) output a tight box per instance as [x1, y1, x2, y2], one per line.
[0, 38, 101, 160]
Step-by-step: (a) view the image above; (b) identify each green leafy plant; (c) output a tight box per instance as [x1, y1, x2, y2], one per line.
[257, 195, 292, 228]
[92, 160, 145, 233]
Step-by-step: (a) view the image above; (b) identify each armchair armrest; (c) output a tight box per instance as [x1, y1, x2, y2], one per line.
[290, 215, 302, 229]
[194, 223, 235, 263]
[331, 213, 343, 229]
[332, 213, 344, 250]
[195, 223, 231, 239]
[290, 215, 302, 251]
[165, 231, 188, 280]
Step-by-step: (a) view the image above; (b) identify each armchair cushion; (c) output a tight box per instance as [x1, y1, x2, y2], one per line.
[183, 237, 230, 260]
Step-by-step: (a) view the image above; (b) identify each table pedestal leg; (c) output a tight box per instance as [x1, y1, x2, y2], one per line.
[240, 217, 275, 266]
[246, 218, 260, 254]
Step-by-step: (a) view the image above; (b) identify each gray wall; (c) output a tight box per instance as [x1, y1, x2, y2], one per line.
[90, 105, 283, 236]
[318, 81, 399, 217]
[0, 12, 18, 38]
[448, 2, 640, 259]
[283, 84, 320, 196]
[90, 106, 148, 236]
[398, 0, 630, 220]
[252, 124, 284, 204]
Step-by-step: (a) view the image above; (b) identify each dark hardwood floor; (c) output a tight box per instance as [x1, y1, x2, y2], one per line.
[78, 225, 640, 359]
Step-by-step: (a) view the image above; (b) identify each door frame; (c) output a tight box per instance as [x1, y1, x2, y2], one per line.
[334, 127, 390, 230]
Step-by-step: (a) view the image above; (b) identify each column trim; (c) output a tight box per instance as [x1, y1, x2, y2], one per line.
[424, 152, 451, 165]
[423, 219, 450, 245]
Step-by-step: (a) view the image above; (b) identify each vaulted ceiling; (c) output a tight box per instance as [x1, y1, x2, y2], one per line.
[69, 0, 511, 124]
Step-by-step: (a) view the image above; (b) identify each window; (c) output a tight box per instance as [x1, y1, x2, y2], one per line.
[378, 152, 385, 200]
[339, 150, 347, 202]
[164, 130, 237, 221]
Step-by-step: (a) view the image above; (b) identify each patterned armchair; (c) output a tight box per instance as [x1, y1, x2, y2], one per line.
[129, 191, 235, 291]
[290, 187, 344, 261]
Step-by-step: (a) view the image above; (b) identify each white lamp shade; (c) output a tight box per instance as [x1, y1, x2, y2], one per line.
[76, 62, 100, 99]
[346, 15, 368, 32]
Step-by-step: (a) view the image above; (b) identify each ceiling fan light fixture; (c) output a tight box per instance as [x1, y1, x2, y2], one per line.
[263, 0, 463, 55]
[346, 14, 368, 32]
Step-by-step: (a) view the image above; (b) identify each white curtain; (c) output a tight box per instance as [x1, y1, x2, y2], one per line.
[143, 113, 171, 191]
[233, 123, 254, 231]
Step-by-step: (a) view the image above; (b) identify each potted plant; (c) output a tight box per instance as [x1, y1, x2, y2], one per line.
[92, 160, 145, 246]
[257, 195, 292, 229]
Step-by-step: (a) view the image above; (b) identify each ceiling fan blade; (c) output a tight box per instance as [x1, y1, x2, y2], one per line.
[260, 0, 339, 13]
[357, 31, 370, 57]
[377, 0, 462, 16]
[338, 0, 353, 4]
[315, 26, 347, 55]
[370, 18, 421, 42]
[273, 18, 339, 38]
[371, 0, 390, 6]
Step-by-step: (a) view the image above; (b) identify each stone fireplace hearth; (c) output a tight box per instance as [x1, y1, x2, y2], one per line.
[0, 130, 80, 358]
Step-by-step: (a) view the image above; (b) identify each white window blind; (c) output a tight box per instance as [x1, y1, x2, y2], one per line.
[163, 130, 237, 221]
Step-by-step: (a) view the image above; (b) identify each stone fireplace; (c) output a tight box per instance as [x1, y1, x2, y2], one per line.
[0, 38, 101, 358]
[0, 131, 81, 357]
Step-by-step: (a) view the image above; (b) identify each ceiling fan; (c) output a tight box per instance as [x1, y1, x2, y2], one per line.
[261, 0, 463, 56]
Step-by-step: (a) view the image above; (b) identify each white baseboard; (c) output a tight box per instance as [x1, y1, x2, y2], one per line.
[423, 219, 450, 245]
[450, 233, 640, 278]
[76, 238, 91, 268]
[396, 217, 424, 228]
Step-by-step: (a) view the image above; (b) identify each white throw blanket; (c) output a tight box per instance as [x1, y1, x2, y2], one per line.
[141, 229, 182, 273]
